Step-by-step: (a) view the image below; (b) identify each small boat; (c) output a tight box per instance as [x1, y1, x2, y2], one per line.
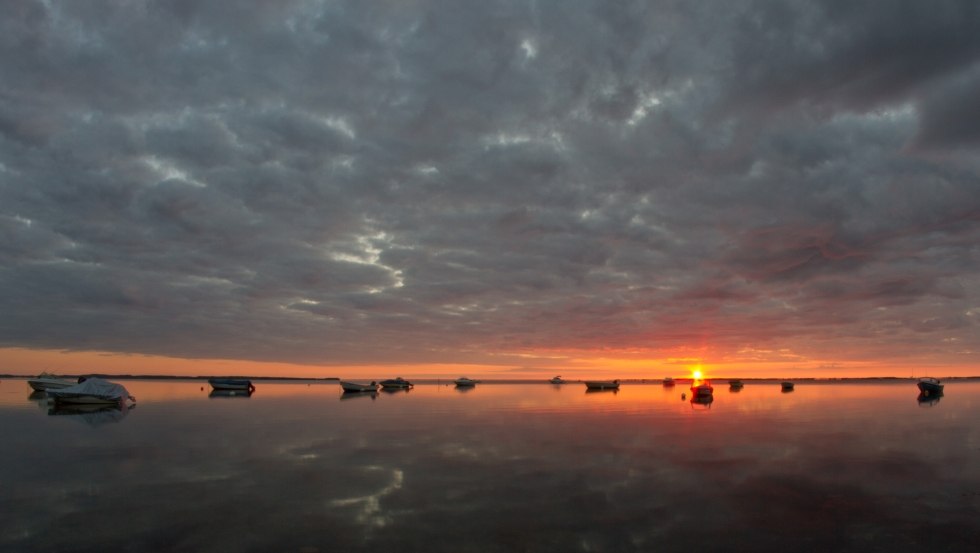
[27, 373, 76, 392]
[917, 377, 944, 395]
[454, 377, 478, 387]
[46, 378, 135, 406]
[729, 379, 744, 389]
[340, 381, 379, 393]
[380, 377, 414, 389]
[208, 378, 255, 392]
[691, 380, 714, 397]
[662, 377, 675, 387]
[781, 381, 795, 392]
[584, 380, 620, 390]
[549, 376, 566, 384]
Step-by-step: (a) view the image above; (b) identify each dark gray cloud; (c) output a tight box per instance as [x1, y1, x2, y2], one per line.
[1, 0, 978, 371]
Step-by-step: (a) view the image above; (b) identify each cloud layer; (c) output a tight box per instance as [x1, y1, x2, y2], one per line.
[1, 0, 978, 371]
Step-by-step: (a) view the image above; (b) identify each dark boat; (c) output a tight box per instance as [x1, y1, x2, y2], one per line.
[380, 377, 413, 389]
[209, 378, 256, 393]
[691, 380, 714, 397]
[916, 377, 944, 395]
[781, 381, 795, 392]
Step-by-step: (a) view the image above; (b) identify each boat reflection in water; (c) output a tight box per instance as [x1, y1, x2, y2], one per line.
[209, 389, 253, 399]
[47, 403, 133, 426]
[917, 392, 943, 407]
[691, 394, 714, 410]
[340, 390, 378, 400]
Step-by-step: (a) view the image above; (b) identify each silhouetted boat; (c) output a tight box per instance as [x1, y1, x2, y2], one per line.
[454, 377, 478, 387]
[27, 373, 75, 392]
[46, 378, 135, 406]
[781, 381, 795, 392]
[691, 380, 714, 397]
[208, 378, 255, 392]
[729, 379, 744, 389]
[917, 377, 943, 395]
[380, 377, 413, 389]
[341, 381, 379, 393]
[549, 376, 566, 384]
[662, 377, 675, 387]
[584, 380, 619, 390]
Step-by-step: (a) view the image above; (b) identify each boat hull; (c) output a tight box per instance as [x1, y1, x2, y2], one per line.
[917, 381, 944, 394]
[584, 381, 619, 390]
[28, 379, 74, 392]
[208, 378, 255, 391]
[380, 379, 413, 389]
[340, 381, 378, 393]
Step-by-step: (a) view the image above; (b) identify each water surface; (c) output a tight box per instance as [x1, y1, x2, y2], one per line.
[1, 379, 977, 552]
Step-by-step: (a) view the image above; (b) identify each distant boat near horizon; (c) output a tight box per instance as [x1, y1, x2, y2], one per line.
[781, 381, 795, 392]
[380, 377, 413, 389]
[691, 380, 714, 397]
[549, 376, 566, 384]
[662, 377, 675, 387]
[454, 377, 478, 387]
[917, 377, 943, 395]
[340, 381, 379, 393]
[584, 380, 620, 390]
[209, 378, 256, 393]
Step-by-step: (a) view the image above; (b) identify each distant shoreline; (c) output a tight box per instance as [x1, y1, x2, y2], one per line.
[2, 374, 979, 383]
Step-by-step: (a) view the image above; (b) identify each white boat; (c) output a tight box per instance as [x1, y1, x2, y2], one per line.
[380, 377, 413, 389]
[691, 380, 714, 397]
[340, 381, 379, 393]
[454, 377, 478, 387]
[549, 376, 566, 384]
[584, 380, 619, 390]
[917, 377, 943, 395]
[208, 378, 255, 392]
[662, 377, 675, 387]
[27, 373, 76, 392]
[45, 378, 135, 406]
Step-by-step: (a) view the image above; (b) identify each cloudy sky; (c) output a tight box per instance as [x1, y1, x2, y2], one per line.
[2, 0, 979, 378]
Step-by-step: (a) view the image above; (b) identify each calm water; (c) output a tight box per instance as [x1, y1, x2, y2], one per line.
[1, 379, 978, 553]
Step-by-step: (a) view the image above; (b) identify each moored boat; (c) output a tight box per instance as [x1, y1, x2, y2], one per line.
[341, 381, 379, 393]
[729, 379, 744, 389]
[380, 377, 413, 389]
[781, 381, 795, 392]
[208, 378, 256, 393]
[662, 377, 675, 387]
[584, 380, 620, 390]
[45, 378, 136, 406]
[454, 377, 478, 387]
[691, 380, 714, 397]
[27, 373, 76, 392]
[549, 376, 566, 384]
[917, 377, 943, 395]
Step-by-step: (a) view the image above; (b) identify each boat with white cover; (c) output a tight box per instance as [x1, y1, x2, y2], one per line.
[454, 377, 478, 387]
[45, 378, 136, 406]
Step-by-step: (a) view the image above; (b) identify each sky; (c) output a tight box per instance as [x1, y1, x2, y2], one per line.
[1, 0, 979, 379]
